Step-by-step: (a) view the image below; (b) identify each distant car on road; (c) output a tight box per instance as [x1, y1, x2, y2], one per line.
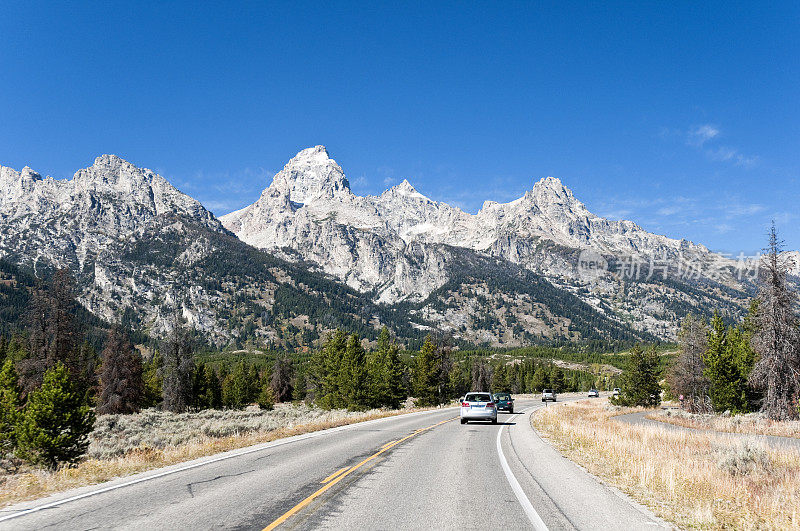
[493, 392, 514, 413]
[460, 392, 498, 424]
[612, 388, 621, 398]
[541, 389, 557, 402]
[588, 389, 599, 398]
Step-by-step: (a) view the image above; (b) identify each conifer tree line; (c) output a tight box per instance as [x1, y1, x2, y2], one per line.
[308, 328, 618, 410]
[667, 225, 800, 420]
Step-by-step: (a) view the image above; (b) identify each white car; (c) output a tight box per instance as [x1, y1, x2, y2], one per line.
[460, 392, 498, 424]
[612, 388, 621, 398]
[541, 389, 557, 402]
[588, 389, 600, 398]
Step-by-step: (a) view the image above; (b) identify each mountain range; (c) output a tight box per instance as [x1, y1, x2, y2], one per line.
[0, 147, 779, 348]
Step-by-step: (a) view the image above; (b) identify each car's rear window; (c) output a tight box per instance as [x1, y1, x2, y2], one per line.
[465, 394, 491, 402]
[495, 394, 510, 400]
[543, 389, 552, 393]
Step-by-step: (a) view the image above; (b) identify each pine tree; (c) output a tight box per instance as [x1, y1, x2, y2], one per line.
[314, 330, 347, 409]
[492, 364, 509, 392]
[15, 363, 94, 468]
[97, 326, 144, 415]
[141, 351, 163, 408]
[222, 361, 258, 409]
[550, 367, 567, 393]
[412, 336, 439, 406]
[530, 364, 548, 391]
[257, 372, 275, 411]
[341, 334, 368, 410]
[0, 359, 22, 470]
[612, 346, 661, 407]
[704, 313, 754, 414]
[200, 364, 223, 409]
[162, 315, 194, 413]
[367, 328, 405, 409]
[749, 224, 800, 420]
[292, 368, 308, 402]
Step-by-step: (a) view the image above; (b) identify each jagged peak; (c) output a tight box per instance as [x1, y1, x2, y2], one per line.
[20, 166, 43, 181]
[532, 176, 572, 194]
[289, 145, 332, 164]
[270, 146, 350, 203]
[92, 154, 128, 167]
[397, 178, 415, 192]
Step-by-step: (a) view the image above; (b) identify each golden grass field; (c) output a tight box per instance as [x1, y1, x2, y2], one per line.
[0, 404, 430, 509]
[648, 409, 800, 440]
[532, 399, 800, 529]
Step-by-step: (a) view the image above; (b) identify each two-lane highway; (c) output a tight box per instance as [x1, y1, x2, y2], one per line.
[0, 398, 668, 530]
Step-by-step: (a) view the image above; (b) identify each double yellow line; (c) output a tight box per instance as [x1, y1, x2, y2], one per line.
[263, 416, 456, 530]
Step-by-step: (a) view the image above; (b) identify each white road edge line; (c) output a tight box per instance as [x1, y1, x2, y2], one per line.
[0, 407, 454, 524]
[496, 408, 549, 531]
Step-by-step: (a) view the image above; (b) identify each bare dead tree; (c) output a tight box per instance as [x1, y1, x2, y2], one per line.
[97, 326, 144, 415]
[162, 313, 195, 413]
[668, 313, 712, 412]
[18, 279, 51, 395]
[471, 360, 492, 392]
[270, 355, 294, 403]
[48, 268, 78, 371]
[749, 224, 800, 420]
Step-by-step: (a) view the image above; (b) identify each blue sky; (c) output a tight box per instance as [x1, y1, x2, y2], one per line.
[1, 1, 797, 254]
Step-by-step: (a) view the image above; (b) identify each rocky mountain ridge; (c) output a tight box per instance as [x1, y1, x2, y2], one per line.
[0, 149, 773, 346]
[222, 146, 756, 339]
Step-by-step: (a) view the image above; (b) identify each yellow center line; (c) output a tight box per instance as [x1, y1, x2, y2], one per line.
[263, 416, 456, 531]
[320, 466, 350, 484]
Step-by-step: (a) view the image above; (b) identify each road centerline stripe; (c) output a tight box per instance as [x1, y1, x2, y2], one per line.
[263, 417, 456, 530]
[321, 467, 350, 484]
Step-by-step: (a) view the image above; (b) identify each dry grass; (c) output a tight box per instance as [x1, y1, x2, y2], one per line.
[532, 399, 800, 529]
[0, 403, 431, 509]
[649, 409, 800, 440]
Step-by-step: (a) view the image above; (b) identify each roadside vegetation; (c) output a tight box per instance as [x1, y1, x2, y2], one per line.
[665, 225, 800, 422]
[533, 399, 800, 529]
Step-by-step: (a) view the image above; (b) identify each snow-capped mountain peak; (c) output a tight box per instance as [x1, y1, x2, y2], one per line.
[387, 179, 429, 201]
[270, 145, 351, 204]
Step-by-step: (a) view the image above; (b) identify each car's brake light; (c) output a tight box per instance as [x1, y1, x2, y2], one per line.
[486, 402, 495, 408]
[461, 402, 470, 407]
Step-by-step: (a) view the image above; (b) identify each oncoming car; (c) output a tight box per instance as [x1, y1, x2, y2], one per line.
[588, 389, 599, 398]
[460, 392, 498, 424]
[541, 389, 557, 402]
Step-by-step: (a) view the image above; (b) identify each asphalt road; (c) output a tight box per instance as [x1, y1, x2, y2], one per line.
[616, 410, 800, 453]
[1, 398, 668, 530]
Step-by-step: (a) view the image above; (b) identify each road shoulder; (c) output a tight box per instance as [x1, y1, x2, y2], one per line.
[502, 403, 671, 530]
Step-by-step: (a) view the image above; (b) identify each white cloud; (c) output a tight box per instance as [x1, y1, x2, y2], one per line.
[715, 223, 734, 234]
[679, 123, 758, 168]
[687, 124, 720, 147]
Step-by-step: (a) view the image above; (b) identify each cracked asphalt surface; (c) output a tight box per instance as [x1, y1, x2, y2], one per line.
[0, 399, 669, 530]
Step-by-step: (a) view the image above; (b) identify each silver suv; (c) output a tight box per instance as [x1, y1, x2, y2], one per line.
[460, 392, 498, 424]
[541, 389, 557, 402]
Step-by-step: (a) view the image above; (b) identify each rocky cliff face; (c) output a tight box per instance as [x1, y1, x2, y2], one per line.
[0, 154, 223, 271]
[222, 146, 754, 340]
[0, 149, 762, 346]
[0, 155, 408, 346]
